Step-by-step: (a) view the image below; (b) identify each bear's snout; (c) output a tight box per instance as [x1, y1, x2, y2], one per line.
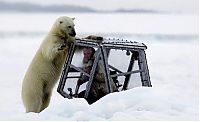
[69, 30, 76, 37]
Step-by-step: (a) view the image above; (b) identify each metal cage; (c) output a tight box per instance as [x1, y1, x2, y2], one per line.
[57, 38, 152, 99]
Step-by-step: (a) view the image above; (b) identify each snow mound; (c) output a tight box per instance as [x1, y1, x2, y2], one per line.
[27, 86, 197, 121]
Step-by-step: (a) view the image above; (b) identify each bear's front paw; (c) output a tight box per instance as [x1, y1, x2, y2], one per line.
[84, 35, 103, 43]
[58, 44, 66, 51]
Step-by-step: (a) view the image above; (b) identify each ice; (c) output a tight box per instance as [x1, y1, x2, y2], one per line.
[0, 13, 198, 35]
[0, 13, 198, 120]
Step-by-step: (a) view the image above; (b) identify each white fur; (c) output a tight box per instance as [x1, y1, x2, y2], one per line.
[21, 16, 76, 113]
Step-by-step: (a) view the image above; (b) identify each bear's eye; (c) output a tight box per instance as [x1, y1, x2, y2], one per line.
[68, 26, 72, 28]
[59, 21, 63, 24]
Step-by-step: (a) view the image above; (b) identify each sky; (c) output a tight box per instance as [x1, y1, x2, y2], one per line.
[1, 0, 199, 14]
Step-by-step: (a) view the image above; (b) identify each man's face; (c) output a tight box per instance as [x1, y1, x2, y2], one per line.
[83, 48, 93, 61]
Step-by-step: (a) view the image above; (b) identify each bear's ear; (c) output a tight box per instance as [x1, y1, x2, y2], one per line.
[72, 17, 75, 20]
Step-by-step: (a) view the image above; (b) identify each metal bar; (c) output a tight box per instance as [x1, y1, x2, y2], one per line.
[57, 42, 76, 97]
[108, 65, 123, 73]
[67, 76, 81, 78]
[59, 91, 72, 99]
[75, 39, 147, 50]
[111, 69, 143, 77]
[75, 42, 99, 48]
[74, 85, 80, 97]
[70, 64, 90, 77]
[84, 48, 101, 98]
[103, 44, 147, 50]
[74, 72, 83, 97]
[122, 52, 136, 90]
[138, 50, 152, 87]
[68, 68, 79, 72]
[100, 45, 113, 93]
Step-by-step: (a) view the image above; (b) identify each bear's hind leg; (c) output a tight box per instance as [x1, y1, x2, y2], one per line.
[39, 92, 51, 112]
[38, 82, 52, 112]
[24, 93, 43, 113]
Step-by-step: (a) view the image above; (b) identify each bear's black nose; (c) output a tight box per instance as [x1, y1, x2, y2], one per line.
[69, 30, 76, 37]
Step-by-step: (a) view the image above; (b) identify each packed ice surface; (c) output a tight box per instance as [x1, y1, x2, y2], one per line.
[0, 13, 198, 120]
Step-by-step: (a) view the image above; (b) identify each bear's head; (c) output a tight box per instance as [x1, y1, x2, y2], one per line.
[50, 16, 76, 39]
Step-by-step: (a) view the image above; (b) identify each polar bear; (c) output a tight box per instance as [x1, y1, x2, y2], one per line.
[21, 16, 76, 113]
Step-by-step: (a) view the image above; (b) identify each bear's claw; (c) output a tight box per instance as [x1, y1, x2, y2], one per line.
[58, 44, 66, 50]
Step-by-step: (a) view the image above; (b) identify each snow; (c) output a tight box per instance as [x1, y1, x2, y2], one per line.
[0, 13, 198, 35]
[0, 13, 198, 120]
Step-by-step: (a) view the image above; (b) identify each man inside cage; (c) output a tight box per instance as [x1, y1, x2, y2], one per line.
[77, 47, 118, 104]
